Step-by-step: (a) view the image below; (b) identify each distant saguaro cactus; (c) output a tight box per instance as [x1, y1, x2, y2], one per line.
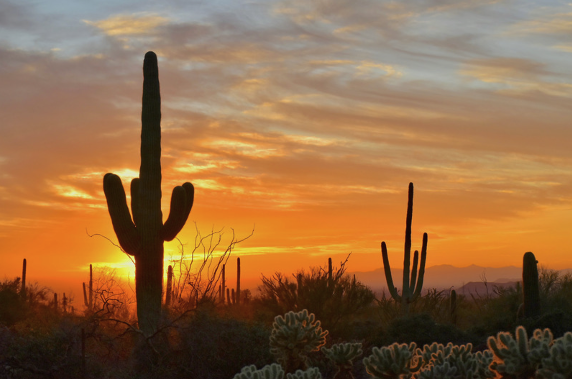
[165, 264, 173, 307]
[450, 289, 457, 326]
[236, 257, 241, 305]
[103, 51, 194, 334]
[21, 258, 26, 299]
[381, 182, 428, 315]
[83, 264, 93, 310]
[522, 252, 540, 319]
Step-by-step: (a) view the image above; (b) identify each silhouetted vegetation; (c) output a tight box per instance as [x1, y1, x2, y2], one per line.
[1, 258, 572, 378]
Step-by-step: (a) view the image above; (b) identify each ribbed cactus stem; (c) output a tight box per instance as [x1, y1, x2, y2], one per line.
[221, 263, 226, 303]
[83, 282, 88, 308]
[450, 289, 457, 325]
[381, 183, 428, 315]
[328, 257, 332, 282]
[21, 258, 26, 299]
[236, 257, 241, 305]
[523, 252, 540, 319]
[89, 264, 93, 310]
[166, 264, 173, 307]
[103, 52, 194, 335]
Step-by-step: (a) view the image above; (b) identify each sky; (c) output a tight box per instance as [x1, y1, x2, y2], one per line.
[1, 0, 572, 298]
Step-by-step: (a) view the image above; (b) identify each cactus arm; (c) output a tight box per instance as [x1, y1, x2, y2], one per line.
[130, 178, 141, 226]
[103, 173, 140, 255]
[410, 250, 419, 293]
[161, 182, 194, 241]
[162, 186, 188, 241]
[402, 183, 413, 296]
[411, 233, 428, 299]
[381, 242, 401, 301]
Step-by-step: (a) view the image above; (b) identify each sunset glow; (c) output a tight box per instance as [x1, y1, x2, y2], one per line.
[1, 0, 572, 300]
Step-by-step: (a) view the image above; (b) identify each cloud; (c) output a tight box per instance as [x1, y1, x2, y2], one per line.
[84, 13, 170, 36]
[460, 57, 572, 97]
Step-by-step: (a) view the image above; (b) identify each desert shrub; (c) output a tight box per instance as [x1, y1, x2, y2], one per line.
[257, 257, 375, 337]
[385, 313, 468, 347]
[0, 278, 28, 327]
[0, 317, 85, 379]
[168, 308, 273, 379]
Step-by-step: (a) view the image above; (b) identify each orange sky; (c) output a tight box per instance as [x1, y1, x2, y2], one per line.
[1, 0, 572, 301]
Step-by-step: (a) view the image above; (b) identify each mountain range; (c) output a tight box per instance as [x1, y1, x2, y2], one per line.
[348, 264, 572, 295]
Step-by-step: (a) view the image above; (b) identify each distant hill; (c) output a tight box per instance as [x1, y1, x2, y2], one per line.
[456, 280, 519, 297]
[348, 264, 538, 295]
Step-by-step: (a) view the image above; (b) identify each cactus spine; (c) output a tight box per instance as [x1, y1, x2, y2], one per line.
[522, 252, 540, 319]
[381, 183, 427, 315]
[103, 52, 194, 334]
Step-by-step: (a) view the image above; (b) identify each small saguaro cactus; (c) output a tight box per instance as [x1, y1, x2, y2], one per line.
[165, 264, 173, 307]
[21, 258, 26, 299]
[522, 252, 540, 319]
[103, 52, 194, 335]
[450, 289, 457, 325]
[236, 257, 241, 305]
[381, 182, 428, 315]
[221, 263, 226, 303]
[83, 264, 93, 310]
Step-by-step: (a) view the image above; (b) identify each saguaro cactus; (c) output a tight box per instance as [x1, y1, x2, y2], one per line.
[103, 51, 194, 334]
[21, 258, 26, 298]
[522, 252, 540, 319]
[381, 182, 428, 315]
[450, 289, 457, 326]
[236, 257, 241, 305]
[165, 264, 173, 307]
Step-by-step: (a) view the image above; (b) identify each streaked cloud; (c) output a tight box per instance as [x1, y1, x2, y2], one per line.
[1, 0, 572, 297]
[84, 13, 169, 36]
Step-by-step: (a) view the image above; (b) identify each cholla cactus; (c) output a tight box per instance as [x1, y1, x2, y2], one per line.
[322, 342, 363, 379]
[417, 342, 494, 379]
[233, 364, 285, 379]
[270, 309, 328, 373]
[363, 342, 422, 379]
[418, 361, 457, 379]
[487, 326, 552, 377]
[537, 332, 572, 379]
[286, 368, 322, 379]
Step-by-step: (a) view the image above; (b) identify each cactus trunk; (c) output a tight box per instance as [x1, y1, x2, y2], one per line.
[380, 183, 428, 315]
[236, 257, 241, 305]
[522, 252, 540, 319]
[166, 264, 173, 307]
[89, 264, 93, 310]
[103, 52, 194, 335]
[21, 258, 26, 299]
[450, 289, 457, 325]
[221, 263, 226, 303]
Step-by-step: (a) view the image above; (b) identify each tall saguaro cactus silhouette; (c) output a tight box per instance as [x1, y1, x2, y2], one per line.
[103, 51, 194, 334]
[381, 182, 428, 315]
